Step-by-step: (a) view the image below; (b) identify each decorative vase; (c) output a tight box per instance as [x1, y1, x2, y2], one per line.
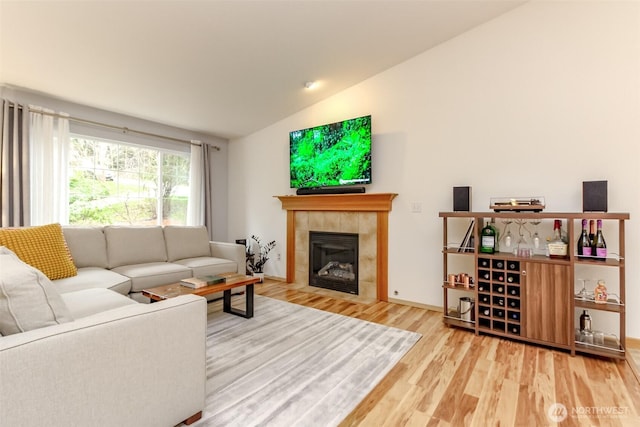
[253, 272, 264, 283]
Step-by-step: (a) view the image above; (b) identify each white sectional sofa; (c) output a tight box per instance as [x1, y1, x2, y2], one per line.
[59, 225, 245, 301]
[0, 224, 245, 426]
[0, 240, 209, 426]
[0, 290, 207, 426]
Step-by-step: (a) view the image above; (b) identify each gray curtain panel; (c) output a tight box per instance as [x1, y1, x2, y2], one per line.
[0, 99, 30, 227]
[202, 143, 214, 240]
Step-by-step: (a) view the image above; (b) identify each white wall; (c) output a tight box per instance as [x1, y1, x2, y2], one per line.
[228, 1, 640, 338]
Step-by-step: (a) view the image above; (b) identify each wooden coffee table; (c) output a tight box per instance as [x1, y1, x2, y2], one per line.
[142, 273, 261, 318]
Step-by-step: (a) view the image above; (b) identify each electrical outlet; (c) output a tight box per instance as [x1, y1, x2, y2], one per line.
[276, 253, 281, 261]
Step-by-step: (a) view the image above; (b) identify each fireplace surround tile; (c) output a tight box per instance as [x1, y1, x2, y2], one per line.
[276, 193, 398, 303]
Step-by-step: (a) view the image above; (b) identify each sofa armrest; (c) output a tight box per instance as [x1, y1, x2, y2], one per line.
[210, 241, 246, 275]
[0, 295, 207, 427]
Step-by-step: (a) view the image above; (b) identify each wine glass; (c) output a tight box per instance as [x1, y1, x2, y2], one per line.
[501, 220, 513, 250]
[575, 279, 590, 300]
[529, 220, 542, 250]
[515, 221, 532, 257]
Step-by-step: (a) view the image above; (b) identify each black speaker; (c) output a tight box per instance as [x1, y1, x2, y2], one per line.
[453, 186, 471, 211]
[583, 181, 608, 212]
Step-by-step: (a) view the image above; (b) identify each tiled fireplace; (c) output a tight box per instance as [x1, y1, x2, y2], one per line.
[276, 193, 397, 303]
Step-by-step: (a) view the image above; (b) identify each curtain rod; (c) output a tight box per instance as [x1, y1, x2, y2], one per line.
[27, 107, 220, 150]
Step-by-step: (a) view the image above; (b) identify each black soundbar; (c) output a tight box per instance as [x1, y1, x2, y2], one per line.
[296, 186, 366, 195]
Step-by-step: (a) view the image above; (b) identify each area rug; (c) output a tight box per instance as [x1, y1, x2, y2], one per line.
[193, 295, 421, 426]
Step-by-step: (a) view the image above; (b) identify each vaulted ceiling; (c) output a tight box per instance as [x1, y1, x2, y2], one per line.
[0, 1, 525, 139]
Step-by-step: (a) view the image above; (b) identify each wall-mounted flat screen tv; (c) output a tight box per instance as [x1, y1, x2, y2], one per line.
[289, 115, 372, 189]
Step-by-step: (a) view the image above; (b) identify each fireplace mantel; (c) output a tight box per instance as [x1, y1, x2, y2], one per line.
[275, 193, 397, 212]
[275, 193, 398, 302]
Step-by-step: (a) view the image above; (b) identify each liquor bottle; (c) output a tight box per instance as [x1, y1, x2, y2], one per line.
[576, 219, 592, 259]
[548, 220, 568, 259]
[479, 221, 496, 254]
[579, 310, 592, 331]
[490, 218, 499, 252]
[592, 219, 607, 261]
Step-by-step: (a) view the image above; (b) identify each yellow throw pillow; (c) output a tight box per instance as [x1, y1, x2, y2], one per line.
[0, 223, 77, 280]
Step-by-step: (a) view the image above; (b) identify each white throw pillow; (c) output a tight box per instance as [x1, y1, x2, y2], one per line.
[0, 246, 73, 335]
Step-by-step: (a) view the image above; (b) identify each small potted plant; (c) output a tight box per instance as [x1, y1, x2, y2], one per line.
[246, 235, 276, 282]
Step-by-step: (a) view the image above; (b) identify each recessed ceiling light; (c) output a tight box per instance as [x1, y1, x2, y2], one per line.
[304, 81, 317, 90]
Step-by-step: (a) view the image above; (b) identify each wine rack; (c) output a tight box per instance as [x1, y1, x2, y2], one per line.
[440, 211, 629, 360]
[477, 258, 521, 336]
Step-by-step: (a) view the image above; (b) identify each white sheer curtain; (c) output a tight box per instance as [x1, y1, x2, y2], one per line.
[29, 107, 70, 225]
[186, 140, 204, 226]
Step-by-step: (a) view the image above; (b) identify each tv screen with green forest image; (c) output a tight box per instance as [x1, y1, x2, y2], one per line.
[289, 115, 372, 189]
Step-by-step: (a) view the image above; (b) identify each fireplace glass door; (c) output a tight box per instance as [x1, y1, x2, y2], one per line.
[309, 231, 358, 295]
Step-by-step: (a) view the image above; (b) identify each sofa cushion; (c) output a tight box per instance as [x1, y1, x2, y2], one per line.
[0, 246, 73, 336]
[105, 226, 168, 268]
[174, 256, 238, 277]
[54, 267, 132, 296]
[62, 226, 108, 268]
[111, 262, 191, 293]
[163, 226, 211, 262]
[61, 288, 137, 319]
[0, 223, 77, 280]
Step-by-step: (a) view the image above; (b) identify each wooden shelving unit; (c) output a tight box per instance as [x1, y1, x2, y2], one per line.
[440, 211, 629, 360]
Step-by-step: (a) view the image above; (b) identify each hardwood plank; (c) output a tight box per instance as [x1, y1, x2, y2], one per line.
[253, 279, 640, 426]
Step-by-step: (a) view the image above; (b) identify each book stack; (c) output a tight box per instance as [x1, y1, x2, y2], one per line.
[179, 275, 226, 289]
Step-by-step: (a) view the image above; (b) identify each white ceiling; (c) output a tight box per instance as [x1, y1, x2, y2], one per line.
[0, 1, 525, 139]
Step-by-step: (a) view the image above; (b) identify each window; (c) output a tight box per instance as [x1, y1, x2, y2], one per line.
[68, 136, 190, 225]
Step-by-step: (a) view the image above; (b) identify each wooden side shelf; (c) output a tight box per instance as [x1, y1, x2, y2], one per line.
[440, 211, 628, 360]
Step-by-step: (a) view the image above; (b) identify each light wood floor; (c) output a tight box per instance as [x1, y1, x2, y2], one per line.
[255, 279, 640, 426]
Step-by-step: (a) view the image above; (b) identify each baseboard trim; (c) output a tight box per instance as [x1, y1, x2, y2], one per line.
[387, 298, 442, 312]
[626, 336, 640, 349]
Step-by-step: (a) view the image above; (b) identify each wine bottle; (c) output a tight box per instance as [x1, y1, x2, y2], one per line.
[576, 219, 592, 259]
[589, 219, 596, 243]
[579, 310, 592, 331]
[592, 219, 607, 261]
[479, 221, 496, 254]
[548, 219, 568, 259]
